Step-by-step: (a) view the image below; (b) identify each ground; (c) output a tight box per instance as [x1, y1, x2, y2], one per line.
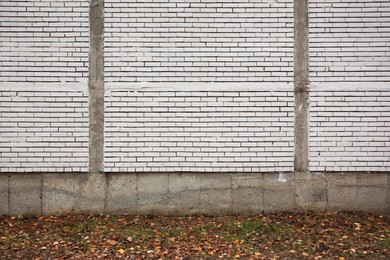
[0, 212, 388, 259]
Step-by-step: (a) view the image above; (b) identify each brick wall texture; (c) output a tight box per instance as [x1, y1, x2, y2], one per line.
[0, 88, 89, 172]
[105, 90, 294, 172]
[0, 0, 89, 83]
[0, 0, 389, 173]
[309, 0, 390, 82]
[310, 90, 390, 172]
[105, 0, 294, 83]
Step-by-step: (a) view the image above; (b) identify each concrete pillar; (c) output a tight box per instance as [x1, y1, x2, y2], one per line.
[73, 0, 108, 213]
[294, 0, 309, 172]
[89, 0, 105, 174]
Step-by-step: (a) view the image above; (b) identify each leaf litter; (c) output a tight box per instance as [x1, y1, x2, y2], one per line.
[0, 212, 388, 259]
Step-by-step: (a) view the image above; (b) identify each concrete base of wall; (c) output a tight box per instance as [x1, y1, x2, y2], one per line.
[0, 172, 388, 215]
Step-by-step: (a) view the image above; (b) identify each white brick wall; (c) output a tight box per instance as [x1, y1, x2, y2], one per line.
[310, 88, 390, 172]
[0, 85, 88, 172]
[309, 0, 390, 82]
[105, 89, 294, 172]
[0, 0, 389, 173]
[105, 0, 294, 82]
[0, 0, 89, 83]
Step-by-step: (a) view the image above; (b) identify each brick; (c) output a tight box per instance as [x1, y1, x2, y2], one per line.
[105, 91, 294, 173]
[103, 0, 294, 82]
[0, 90, 89, 173]
[310, 0, 389, 82]
[310, 90, 390, 172]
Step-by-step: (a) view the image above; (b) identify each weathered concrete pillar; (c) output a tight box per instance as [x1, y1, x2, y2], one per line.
[76, 0, 107, 212]
[294, 0, 319, 211]
[89, 0, 105, 174]
[294, 0, 309, 173]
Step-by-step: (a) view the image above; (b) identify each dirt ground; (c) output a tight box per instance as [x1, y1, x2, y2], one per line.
[0, 212, 389, 259]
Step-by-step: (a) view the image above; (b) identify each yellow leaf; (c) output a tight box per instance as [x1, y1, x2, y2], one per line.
[342, 235, 348, 239]
[234, 255, 241, 259]
[208, 251, 214, 255]
[11, 216, 16, 220]
[339, 257, 345, 260]
[118, 249, 125, 254]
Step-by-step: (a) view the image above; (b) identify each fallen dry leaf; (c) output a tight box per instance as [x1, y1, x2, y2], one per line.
[0, 212, 388, 259]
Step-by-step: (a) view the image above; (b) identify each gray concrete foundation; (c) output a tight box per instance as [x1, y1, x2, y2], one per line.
[232, 173, 264, 215]
[1, 172, 388, 215]
[106, 173, 137, 214]
[10, 174, 42, 215]
[73, 173, 106, 213]
[168, 173, 201, 215]
[263, 173, 295, 212]
[43, 173, 76, 215]
[0, 175, 9, 215]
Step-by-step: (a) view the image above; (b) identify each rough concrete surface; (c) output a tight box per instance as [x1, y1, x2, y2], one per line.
[388, 174, 390, 213]
[73, 173, 106, 213]
[326, 173, 359, 212]
[357, 173, 388, 212]
[232, 173, 264, 215]
[9, 174, 42, 215]
[42, 173, 76, 215]
[0, 175, 9, 215]
[263, 173, 295, 212]
[137, 173, 169, 215]
[168, 173, 201, 215]
[89, 0, 105, 174]
[294, 0, 309, 173]
[0, 172, 388, 215]
[105, 173, 137, 214]
[199, 173, 232, 215]
[295, 172, 327, 212]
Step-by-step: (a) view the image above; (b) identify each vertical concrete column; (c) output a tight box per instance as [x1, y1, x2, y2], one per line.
[89, 0, 105, 173]
[294, 0, 309, 172]
[73, 0, 107, 213]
